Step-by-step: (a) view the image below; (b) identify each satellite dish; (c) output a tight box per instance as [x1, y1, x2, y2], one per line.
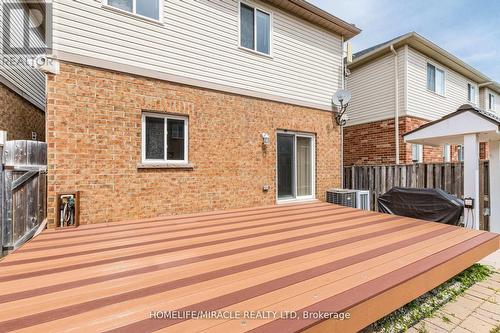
[332, 89, 352, 106]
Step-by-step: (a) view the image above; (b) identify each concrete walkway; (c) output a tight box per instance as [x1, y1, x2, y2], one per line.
[409, 250, 500, 333]
[480, 250, 500, 270]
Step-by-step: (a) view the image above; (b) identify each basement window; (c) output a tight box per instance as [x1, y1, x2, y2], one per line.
[104, 0, 161, 21]
[141, 113, 188, 164]
[239, 2, 271, 55]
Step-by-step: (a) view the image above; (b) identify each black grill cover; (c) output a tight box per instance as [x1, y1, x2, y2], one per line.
[378, 187, 463, 225]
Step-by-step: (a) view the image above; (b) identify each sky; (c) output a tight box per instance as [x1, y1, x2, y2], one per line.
[309, 0, 500, 82]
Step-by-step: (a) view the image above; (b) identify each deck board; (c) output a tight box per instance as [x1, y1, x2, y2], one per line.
[0, 203, 498, 333]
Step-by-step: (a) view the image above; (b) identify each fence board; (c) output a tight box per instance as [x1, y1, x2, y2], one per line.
[1, 140, 47, 254]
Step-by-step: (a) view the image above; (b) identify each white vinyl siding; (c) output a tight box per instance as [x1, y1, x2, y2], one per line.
[406, 47, 478, 120]
[0, 2, 45, 110]
[347, 45, 484, 126]
[50, 0, 343, 108]
[345, 49, 406, 125]
[479, 87, 486, 110]
[479, 87, 499, 113]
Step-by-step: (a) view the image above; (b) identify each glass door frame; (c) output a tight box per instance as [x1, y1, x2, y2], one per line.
[276, 130, 316, 203]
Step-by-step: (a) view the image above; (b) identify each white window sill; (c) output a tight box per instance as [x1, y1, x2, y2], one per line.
[426, 88, 445, 98]
[277, 197, 316, 204]
[137, 163, 195, 170]
[101, 4, 164, 26]
[238, 46, 273, 59]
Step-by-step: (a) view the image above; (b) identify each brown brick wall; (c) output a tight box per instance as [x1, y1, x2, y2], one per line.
[343, 118, 397, 165]
[480, 142, 489, 160]
[399, 116, 446, 163]
[0, 82, 45, 141]
[46, 62, 341, 226]
[343, 116, 475, 165]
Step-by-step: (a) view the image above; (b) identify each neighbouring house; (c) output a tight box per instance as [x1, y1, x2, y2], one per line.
[0, 1, 46, 141]
[42, 0, 360, 225]
[344, 32, 500, 166]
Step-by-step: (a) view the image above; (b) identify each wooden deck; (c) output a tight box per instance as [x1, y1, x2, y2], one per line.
[0, 202, 498, 333]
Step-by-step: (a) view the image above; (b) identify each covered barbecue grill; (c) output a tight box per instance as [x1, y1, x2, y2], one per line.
[378, 187, 464, 225]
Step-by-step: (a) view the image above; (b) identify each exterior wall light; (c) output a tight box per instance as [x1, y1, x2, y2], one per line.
[261, 133, 270, 145]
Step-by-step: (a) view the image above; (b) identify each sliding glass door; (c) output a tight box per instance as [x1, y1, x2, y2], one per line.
[277, 132, 315, 202]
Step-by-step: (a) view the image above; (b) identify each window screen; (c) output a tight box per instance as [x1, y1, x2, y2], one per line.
[108, 0, 132, 12]
[145, 116, 165, 160]
[256, 10, 270, 54]
[240, 4, 255, 50]
[427, 64, 435, 92]
[137, 0, 160, 20]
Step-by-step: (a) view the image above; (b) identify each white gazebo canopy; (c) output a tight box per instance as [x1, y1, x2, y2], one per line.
[405, 104, 500, 232]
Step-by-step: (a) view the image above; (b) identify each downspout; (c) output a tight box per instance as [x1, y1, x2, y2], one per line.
[340, 36, 345, 188]
[390, 45, 400, 165]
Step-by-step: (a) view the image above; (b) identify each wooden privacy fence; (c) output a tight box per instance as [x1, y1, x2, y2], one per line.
[344, 162, 490, 230]
[0, 140, 47, 254]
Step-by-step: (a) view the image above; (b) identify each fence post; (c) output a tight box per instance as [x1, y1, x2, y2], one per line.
[0, 131, 6, 253]
[0, 131, 7, 252]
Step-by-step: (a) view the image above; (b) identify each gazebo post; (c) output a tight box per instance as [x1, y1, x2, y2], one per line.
[489, 140, 500, 233]
[463, 134, 480, 230]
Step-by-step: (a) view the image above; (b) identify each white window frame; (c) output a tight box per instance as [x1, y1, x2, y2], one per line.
[458, 145, 464, 162]
[141, 112, 189, 164]
[276, 130, 316, 204]
[102, 0, 163, 23]
[467, 83, 476, 104]
[489, 93, 496, 111]
[238, 1, 273, 57]
[426, 62, 446, 96]
[443, 144, 451, 162]
[411, 144, 423, 163]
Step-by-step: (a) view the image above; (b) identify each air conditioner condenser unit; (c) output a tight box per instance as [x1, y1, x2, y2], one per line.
[326, 189, 371, 211]
[326, 189, 357, 208]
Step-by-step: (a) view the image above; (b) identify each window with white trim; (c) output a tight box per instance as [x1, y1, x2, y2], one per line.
[467, 83, 475, 103]
[427, 63, 445, 95]
[141, 113, 188, 164]
[105, 0, 160, 20]
[489, 93, 496, 110]
[412, 144, 423, 163]
[443, 144, 451, 162]
[458, 145, 464, 162]
[240, 2, 271, 55]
